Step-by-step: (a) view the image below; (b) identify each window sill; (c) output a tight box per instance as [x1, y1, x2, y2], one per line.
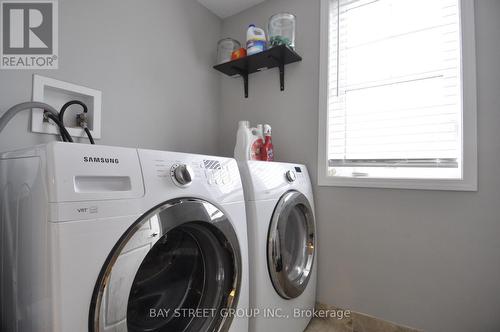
[317, 176, 477, 191]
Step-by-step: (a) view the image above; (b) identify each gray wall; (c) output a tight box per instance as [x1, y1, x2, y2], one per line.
[0, 0, 222, 154]
[219, 1, 500, 331]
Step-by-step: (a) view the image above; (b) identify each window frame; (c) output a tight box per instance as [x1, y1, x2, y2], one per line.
[317, 0, 477, 191]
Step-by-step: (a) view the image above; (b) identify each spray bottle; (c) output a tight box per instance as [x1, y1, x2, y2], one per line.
[251, 124, 264, 160]
[260, 124, 274, 161]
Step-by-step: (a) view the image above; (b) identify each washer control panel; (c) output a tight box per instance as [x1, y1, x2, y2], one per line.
[151, 157, 234, 188]
[170, 163, 194, 187]
[202, 159, 232, 186]
[138, 149, 244, 204]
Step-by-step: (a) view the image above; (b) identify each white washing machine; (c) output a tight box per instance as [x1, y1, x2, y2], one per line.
[0, 142, 249, 332]
[238, 161, 317, 332]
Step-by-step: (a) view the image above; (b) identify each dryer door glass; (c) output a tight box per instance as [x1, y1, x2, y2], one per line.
[267, 191, 315, 299]
[89, 199, 241, 332]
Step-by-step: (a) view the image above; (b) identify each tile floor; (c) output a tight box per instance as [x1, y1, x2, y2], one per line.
[303, 305, 422, 332]
[304, 316, 352, 332]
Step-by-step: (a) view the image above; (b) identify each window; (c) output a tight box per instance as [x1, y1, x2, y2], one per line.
[318, 0, 477, 190]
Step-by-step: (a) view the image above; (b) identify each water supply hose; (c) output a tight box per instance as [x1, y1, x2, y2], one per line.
[0, 101, 59, 133]
[59, 100, 95, 144]
[84, 127, 95, 144]
[0, 101, 72, 142]
[43, 112, 73, 142]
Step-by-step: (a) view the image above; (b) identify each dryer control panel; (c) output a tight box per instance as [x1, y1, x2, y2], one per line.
[291, 165, 308, 185]
[240, 161, 313, 202]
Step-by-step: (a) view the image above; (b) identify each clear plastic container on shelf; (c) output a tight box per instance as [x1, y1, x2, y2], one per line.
[268, 13, 296, 49]
[216, 38, 241, 64]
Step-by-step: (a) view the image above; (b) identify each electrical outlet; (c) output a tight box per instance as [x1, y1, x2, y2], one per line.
[31, 74, 102, 139]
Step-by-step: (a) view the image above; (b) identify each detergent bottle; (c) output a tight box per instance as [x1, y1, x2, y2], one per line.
[246, 24, 267, 55]
[234, 121, 253, 161]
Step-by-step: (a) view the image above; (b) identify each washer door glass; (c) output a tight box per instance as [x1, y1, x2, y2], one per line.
[267, 191, 315, 299]
[89, 199, 241, 332]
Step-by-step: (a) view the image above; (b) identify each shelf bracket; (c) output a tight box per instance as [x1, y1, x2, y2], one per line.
[231, 67, 249, 98]
[279, 62, 285, 91]
[269, 55, 285, 91]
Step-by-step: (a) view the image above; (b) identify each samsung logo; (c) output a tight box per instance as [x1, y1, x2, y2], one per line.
[83, 157, 119, 164]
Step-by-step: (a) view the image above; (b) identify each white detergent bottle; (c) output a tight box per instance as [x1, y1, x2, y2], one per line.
[234, 121, 253, 161]
[246, 24, 267, 55]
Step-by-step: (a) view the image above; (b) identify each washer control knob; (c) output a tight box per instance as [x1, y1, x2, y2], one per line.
[172, 164, 194, 186]
[285, 170, 296, 183]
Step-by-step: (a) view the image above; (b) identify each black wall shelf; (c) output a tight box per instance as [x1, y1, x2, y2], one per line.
[213, 45, 302, 98]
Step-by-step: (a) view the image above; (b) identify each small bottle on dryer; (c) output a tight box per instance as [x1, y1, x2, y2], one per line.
[260, 124, 274, 161]
[251, 124, 264, 160]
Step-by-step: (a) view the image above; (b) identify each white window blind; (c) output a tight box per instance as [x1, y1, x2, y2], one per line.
[327, 0, 462, 178]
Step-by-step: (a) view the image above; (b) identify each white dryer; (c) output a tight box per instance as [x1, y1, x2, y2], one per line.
[0, 142, 249, 332]
[239, 161, 316, 332]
